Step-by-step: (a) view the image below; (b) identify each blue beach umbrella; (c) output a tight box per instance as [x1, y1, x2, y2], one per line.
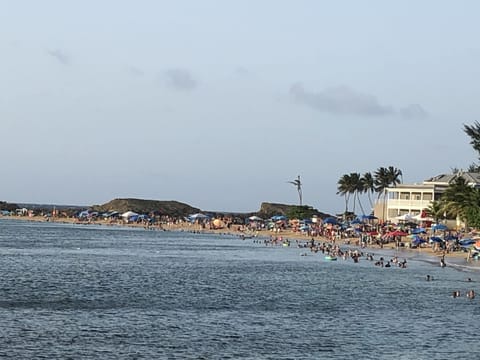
[432, 224, 448, 231]
[430, 236, 443, 243]
[323, 217, 338, 225]
[412, 236, 426, 245]
[459, 238, 475, 246]
[412, 227, 427, 234]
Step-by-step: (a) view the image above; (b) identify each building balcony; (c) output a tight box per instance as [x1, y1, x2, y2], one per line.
[386, 199, 433, 209]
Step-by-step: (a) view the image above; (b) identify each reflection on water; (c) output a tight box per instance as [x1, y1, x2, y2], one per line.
[0, 219, 479, 359]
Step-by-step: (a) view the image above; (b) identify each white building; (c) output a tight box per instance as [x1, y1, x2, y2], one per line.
[375, 172, 480, 222]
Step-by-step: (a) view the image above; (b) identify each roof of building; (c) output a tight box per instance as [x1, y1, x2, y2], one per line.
[388, 183, 436, 190]
[424, 172, 480, 185]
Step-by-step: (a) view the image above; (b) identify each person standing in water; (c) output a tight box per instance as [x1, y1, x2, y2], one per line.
[440, 255, 446, 268]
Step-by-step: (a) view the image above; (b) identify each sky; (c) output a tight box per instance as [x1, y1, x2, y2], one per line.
[2, 0, 480, 214]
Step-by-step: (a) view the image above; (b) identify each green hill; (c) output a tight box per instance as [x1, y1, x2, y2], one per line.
[257, 202, 331, 219]
[92, 198, 200, 217]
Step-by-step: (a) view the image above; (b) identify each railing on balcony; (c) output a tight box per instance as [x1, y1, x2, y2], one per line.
[385, 199, 432, 209]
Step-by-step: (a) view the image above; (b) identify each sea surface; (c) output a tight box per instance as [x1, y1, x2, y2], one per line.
[0, 219, 479, 359]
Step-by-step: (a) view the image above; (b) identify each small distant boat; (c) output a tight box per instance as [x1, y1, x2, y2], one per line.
[325, 255, 337, 261]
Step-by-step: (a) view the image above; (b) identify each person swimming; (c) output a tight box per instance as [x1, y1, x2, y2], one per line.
[467, 290, 475, 299]
[453, 290, 461, 298]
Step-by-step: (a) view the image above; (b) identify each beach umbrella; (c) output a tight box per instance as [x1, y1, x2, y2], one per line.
[395, 214, 415, 222]
[361, 214, 378, 220]
[189, 213, 209, 220]
[351, 218, 362, 224]
[459, 238, 475, 246]
[432, 224, 448, 231]
[411, 235, 426, 245]
[271, 215, 287, 221]
[248, 216, 263, 221]
[121, 211, 139, 218]
[430, 236, 443, 243]
[412, 227, 426, 234]
[213, 219, 224, 228]
[323, 217, 338, 225]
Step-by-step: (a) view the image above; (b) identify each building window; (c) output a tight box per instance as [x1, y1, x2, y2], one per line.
[412, 192, 421, 200]
[423, 193, 433, 201]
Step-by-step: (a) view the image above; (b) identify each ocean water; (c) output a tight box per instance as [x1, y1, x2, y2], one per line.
[0, 219, 479, 359]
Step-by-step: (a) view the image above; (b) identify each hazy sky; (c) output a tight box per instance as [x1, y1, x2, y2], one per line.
[2, 1, 480, 213]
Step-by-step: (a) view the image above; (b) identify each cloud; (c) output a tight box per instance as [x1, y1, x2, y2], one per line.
[163, 68, 197, 91]
[399, 104, 428, 119]
[290, 83, 394, 116]
[46, 48, 70, 65]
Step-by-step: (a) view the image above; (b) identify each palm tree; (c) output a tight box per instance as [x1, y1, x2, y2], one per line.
[337, 174, 353, 214]
[426, 200, 443, 224]
[374, 166, 403, 221]
[349, 172, 365, 215]
[288, 175, 303, 206]
[386, 166, 403, 186]
[440, 176, 480, 228]
[463, 122, 480, 173]
[361, 172, 375, 211]
[464, 121, 480, 159]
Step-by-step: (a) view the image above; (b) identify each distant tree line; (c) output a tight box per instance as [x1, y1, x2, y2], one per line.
[0, 201, 18, 212]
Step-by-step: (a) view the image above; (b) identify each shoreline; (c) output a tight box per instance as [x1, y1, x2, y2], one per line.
[2, 215, 478, 272]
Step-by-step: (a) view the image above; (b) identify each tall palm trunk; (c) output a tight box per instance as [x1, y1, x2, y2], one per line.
[356, 192, 365, 215]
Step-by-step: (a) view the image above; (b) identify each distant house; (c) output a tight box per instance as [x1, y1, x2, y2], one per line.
[375, 172, 480, 222]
